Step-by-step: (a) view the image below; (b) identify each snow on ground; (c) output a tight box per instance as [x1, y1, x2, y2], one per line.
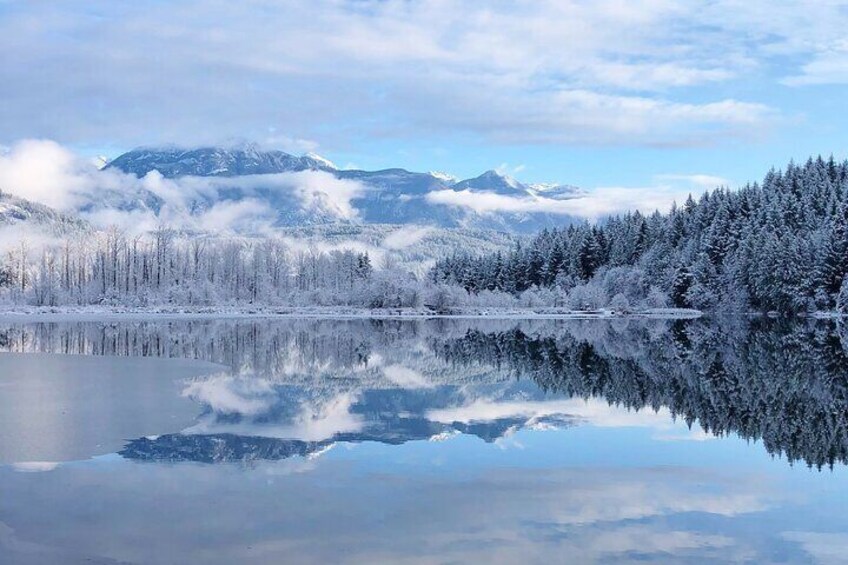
[0, 305, 703, 322]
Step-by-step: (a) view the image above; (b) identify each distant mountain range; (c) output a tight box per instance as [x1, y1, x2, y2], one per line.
[104, 144, 583, 234]
[1, 144, 584, 266]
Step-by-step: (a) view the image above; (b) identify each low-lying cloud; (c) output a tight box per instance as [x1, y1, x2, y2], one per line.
[0, 139, 367, 235]
[427, 184, 700, 220]
[1, 139, 729, 235]
[381, 226, 434, 250]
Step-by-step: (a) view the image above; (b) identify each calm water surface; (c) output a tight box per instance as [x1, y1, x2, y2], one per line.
[1, 318, 847, 564]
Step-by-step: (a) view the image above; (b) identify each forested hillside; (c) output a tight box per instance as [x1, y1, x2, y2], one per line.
[432, 156, 848, 313]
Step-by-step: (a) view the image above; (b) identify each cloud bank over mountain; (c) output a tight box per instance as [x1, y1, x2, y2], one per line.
[0, 140, 720, 236]
[0, 140, 369, 235]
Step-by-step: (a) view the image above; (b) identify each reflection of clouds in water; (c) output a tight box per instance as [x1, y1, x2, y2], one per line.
[428, 397, 676, 430]
[428, 431, 460, 442]
[0, 521, 56, 557]
[782, 532, 848, 565]
[182, 373, 364, 442]
[499, 524, 737, 563]
[580, 525, 734, 553]
[0, 462, 786, 564]
[10, 461, 60, 473]
[182, 374, 276, 416]
[2, 319, 846, 563]
[382, 364, 432, 389]
[180, 370, 690, 450]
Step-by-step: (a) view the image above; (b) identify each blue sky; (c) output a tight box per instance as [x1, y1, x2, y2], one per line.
[2, 0, 848, 194]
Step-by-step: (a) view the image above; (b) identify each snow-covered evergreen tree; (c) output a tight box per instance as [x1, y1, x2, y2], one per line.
[432, 156, 848, 313]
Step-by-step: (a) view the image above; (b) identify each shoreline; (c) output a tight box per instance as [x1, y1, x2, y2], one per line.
[0, 306, 704, 322]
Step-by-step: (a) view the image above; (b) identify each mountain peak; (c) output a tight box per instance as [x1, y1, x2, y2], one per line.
[454, 169, 524, 194]
[304, 152, 337, 170]
[527, 182, 583, 200]
[428, 171, 457, 183]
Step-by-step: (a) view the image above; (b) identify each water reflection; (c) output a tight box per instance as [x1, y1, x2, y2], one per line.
[0, 353, 220, 464]
[432, 319, 848, 469]
[2, 318, 848, 563]
[0, 318, 846, 468]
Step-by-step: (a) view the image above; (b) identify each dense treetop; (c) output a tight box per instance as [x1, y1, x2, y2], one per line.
[432, 156, 848, 313]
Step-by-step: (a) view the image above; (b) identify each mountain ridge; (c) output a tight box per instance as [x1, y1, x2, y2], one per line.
[104, 145, 583, 233]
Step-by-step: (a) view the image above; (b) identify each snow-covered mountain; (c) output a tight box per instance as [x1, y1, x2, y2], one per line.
[453, 170, 526, 194]
[0, 190, 91, 236]
[106, 144, 336, 178]
[104, 146, 583, 234]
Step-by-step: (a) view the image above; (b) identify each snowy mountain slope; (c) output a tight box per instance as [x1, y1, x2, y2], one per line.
[527, 182, 584, 199]
[106, 144, 336, 178]
[0, 191, 91, 236]
[452, 170, 581, 199]
[454, 170, 525, 194]
[104, 146, 584, 233]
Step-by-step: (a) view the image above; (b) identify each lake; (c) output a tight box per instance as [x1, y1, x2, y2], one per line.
[1, 317, 847, 564]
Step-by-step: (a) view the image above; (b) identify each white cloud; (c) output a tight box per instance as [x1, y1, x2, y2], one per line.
[261, 132, 320, 154]
[381, 226, 434, 250]
[0, 139, 369, 235]
[181, 373, 367, 442]
[182, 374, 277, 417]
[427, 184, 693, 220]
[283, 171, 363, 221]
[11, 461, 60, 473]
[782, 46, 848, 86]
[496, 163, 526, 176]
[582, 62, 734, 90]
[0, 0, 810, 147]
[655, 174, 730, 190]
[1, 139, 734, 233]
[184, 388, 364, 443]
[428, 397, 676, 431]
[194, 199, 277, 234]
[0, 455, 784, 563]
[428, 171, 730, 219]
[382, 364, 432, 389]
[427, 189, 573, 215]
[0, 139, 89, 210]
[782, 532, 848, 565]
[654, 427, 717, 442]
[589, 526, 733, 555]
[0, 225, 66, 255]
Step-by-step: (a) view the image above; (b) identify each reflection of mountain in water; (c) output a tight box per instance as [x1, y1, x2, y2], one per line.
[2, 318, 847, 468]
[121, 379, 576, 463]
[121, 417, 574, 464]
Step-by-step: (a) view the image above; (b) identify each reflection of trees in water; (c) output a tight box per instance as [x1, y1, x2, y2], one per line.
[432, 318, 848, 469]
[0, 320, 386, 377]
[3, 317, 848, 468]
[0, 319, 547, 383]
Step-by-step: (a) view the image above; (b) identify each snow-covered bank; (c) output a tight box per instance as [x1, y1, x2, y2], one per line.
[809, 311, 848, 319]
[0, 305, 704, 322]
